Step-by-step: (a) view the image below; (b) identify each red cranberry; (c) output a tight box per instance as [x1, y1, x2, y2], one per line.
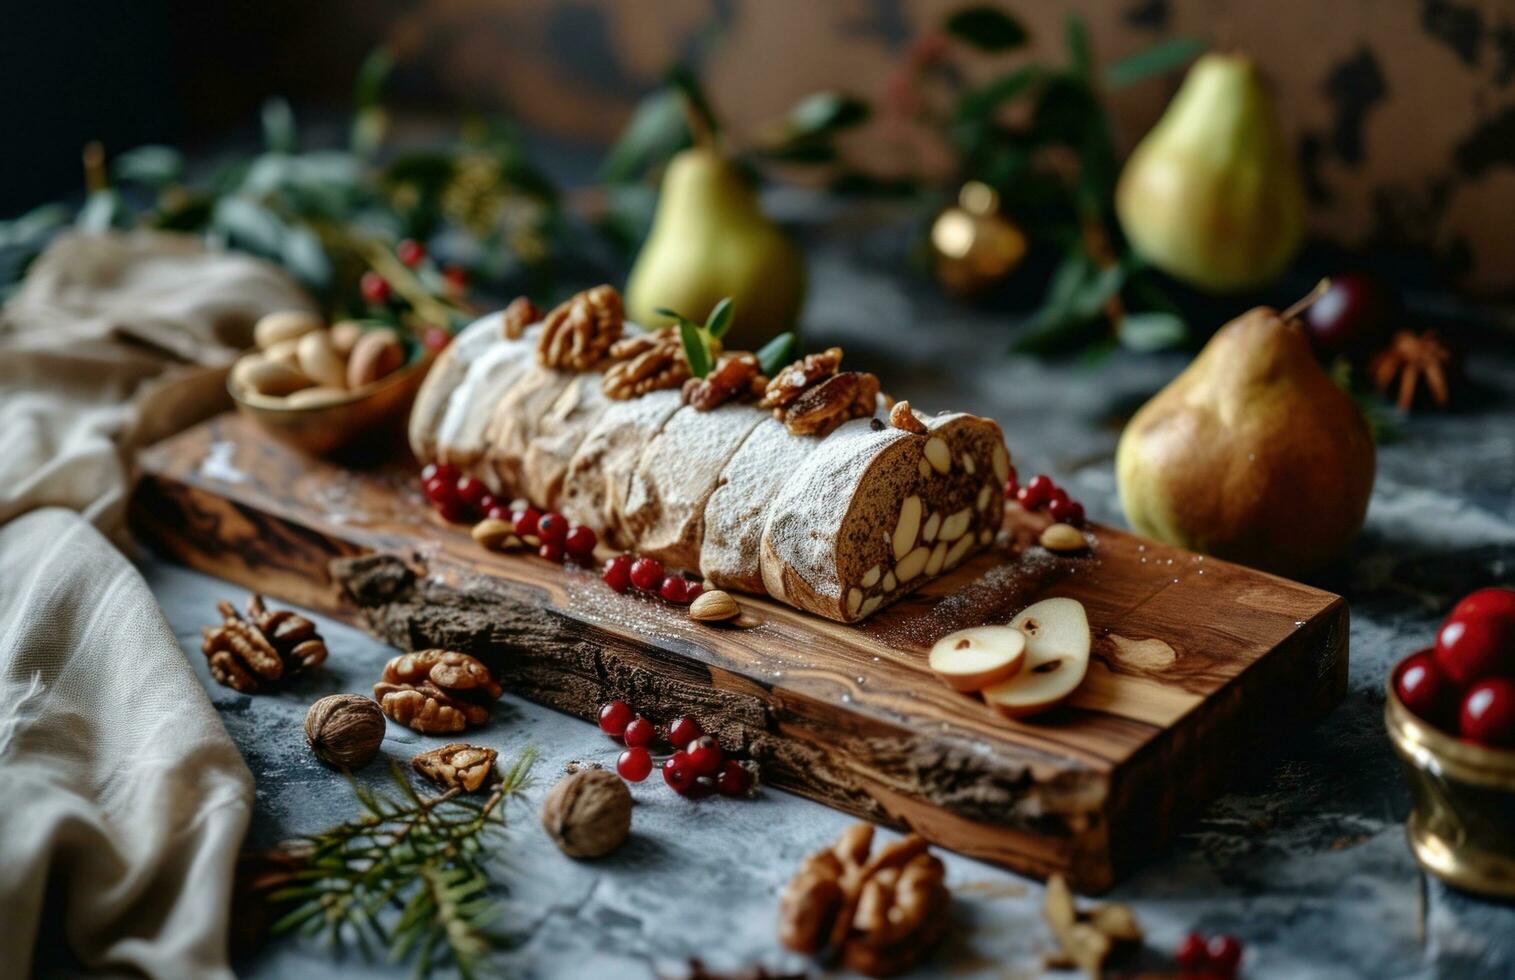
[662, 751, 696, 794]
[602, 554, 633, 593]
[512, 506, 541, 538]
[687, 775, 717, 799]
[537, 512, 568, 546]
[659, 576, 692, 604]
[622, 716, 655, 748]
[360, 271, 391, 306]
[477, 493, 497, 513]
[486, 504, 512, 521]
[685, 735, 723, 776]
[684, 581, 704, 602]
[1175, 932, 1208, 970]
[1206, 934, 1244, 973]
[1450, 587, 1515, 626]
[396, 238, 426, 267]
[1460, 678, 1515, 747]
[630, 557, 665, 592]
[1066, 501, 1086, 527]
[1302, 272, 1397, 357]
[436, 501, 471, 524]
[1435, 613, 1515, 686]
[1018, 474, 1054, 509]
[617, 746, 652, 782]
[456, 476, 488, 512]
[565, 524, 597, 559]
[1396, 649, 1454, 725]
[1048, 494, 1079, 524]
[716, 759, 752, 797]
[538, 540, 564, 563]
[668, 715, 702, 747]
[423, 475, 457, 508]
[598, 700, 633, 737]
[422, 327, 451, 353]
[443, 265, 469, 292]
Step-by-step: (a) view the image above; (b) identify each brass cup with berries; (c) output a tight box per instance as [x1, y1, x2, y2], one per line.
[1385, 588, 1515, 898]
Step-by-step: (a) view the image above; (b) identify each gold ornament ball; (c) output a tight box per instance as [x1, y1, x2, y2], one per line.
[304, 694, 387, 770]
[931, 181, 1027, 295]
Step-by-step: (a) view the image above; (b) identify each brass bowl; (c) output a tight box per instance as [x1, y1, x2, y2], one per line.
[1386, 657, 1515, 898]
[229, 350, 433, 457]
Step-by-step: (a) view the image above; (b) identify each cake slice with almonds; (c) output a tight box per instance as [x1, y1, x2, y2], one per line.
[558, 389, 684, 546]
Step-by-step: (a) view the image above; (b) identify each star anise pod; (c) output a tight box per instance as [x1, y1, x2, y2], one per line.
[1369, 329, 1455, 411]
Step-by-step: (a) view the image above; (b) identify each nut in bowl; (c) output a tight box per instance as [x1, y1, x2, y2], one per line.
[231, 311, 434, 457]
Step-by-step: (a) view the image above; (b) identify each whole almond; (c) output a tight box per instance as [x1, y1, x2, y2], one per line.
[1040, 523, 1088, 553]
[690, 589, 740, 623]
[347, 329, 405, 389]
[471, 517, 517, 550]
[254, 310, 323, 350]
[329, 320, 364, 356]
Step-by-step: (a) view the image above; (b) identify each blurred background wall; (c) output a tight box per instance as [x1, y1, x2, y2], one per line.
[6, 0, 1515, 292]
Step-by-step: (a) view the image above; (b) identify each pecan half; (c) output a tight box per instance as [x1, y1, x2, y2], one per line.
[412, 743, 498, 792]
[683, 352, 766, 411]
[602, 328, 691, 399]
[781, 371, 880, 437]
[538, 284, 623, 370]
[888, 399, 926, 434]
[501, 296, 541, 340]
[760, 347, 843, 410]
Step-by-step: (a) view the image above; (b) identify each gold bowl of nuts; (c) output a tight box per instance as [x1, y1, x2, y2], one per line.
[230, 310, 433, 456]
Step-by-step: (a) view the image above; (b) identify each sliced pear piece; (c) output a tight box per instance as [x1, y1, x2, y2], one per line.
[929, 626, 1026, 692]
[982, 598, 1091, 719]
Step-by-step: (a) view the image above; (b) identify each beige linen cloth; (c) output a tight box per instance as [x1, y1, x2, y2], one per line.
[0, 231, 314, 976]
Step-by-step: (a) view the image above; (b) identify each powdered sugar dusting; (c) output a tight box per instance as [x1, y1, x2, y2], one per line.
[700, 417, 820, 592]
[522, 372, 611, 507]
[435, 323, 539, 470]
[408, 312, 505, 458]
[559, 389, 682, 536]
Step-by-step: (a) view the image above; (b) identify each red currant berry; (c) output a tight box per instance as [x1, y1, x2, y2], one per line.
[659, 576, 691, 604]
[1461, 677, 1515, 747]
[630, 557, 665, 592]
[662, 751, 696, 794]
[564, 524, 597, 559]
[486, 504, 512, 521]
[360, 271, 391, 306]
[616, 746, 653, 782]
[1396, 649, 1454, 725]
[421, 463, 440, 483]
[1206, 934, 1244, 974]
[687, 775, 717, 799]
[443, 265, 469, 292]
[1450, 587, 1515, 626]
[456, 476, 488, 512]
[684, 581, 703, 602]
[396, 238, 426, 267]
[1048, 494, 1078, 524]
[422, 327, 451, 353]
[1174, 932, 1208, 970]
[512, 506, 542, 538]
[439, 502, 473, 524]
[602, 554, 634, 593]
[1021, 474, 1055, 509]
[538, 541, 564, 563]
[1004, 477, 1019, 500]
[716, 759, 752, 797]
[428, 462, 458, 483]
[685, 735, 723, 776]
[477, 493, 497, 513]
[423, 475, 457, 508]
[623, 715, 655, 748]
[598, 699, 633, 737]
[1066, 501, 1086, 528]
[668, 715, 702, 747]
[1435, 613, 1515, 686]
[536, 512, 568, 546]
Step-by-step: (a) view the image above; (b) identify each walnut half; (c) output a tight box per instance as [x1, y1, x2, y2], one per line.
[373, 649, 502, 734]
[538, 284, 623, 370]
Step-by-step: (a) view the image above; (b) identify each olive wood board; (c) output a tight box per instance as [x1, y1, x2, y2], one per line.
[130, 412, 1348, 893]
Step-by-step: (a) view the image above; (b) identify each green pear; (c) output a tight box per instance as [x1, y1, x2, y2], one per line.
[1116, 306, 1375, 576]
[625, 147, 805, 349]
[1115, 53, 1305, 293]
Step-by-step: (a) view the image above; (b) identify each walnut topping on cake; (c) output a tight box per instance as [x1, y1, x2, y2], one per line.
[760, 347, 844, 410]
[758, 347, 879, 436]
[601, 328, 696, 399]
[682, 352, 767, 411]
[501, 296, 540, 340]
[538, 284, 623, 370]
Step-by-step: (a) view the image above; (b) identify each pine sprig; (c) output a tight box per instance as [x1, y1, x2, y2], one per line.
[270, 748, 537, 979]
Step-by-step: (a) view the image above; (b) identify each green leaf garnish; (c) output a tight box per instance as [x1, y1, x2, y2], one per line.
[756, 331, 799, 376]
[677, 316, 712, 378]
[658, 298, 739, 378]
[944, 7, 1028, 51]
[1105, 37, 1206, 89]
[705, 297, 734, 339]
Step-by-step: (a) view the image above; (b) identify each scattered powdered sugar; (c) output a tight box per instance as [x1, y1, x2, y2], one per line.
[559, 389, 683, 536]
[436, 325, 540, 469]
[522, 373, 611, 506]
[199, 440, 247, 485]
[700, 417, 820, 590]
[408, 312, 504, 457]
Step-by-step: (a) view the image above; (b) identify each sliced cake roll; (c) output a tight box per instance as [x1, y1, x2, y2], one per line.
[407, 311, 509, 462]
[432, 325, 542, 480]
[760, 412, 1010, 623]
[699, 417, 823, 594]
[557, 389, 684, 545]
[482, 362, 580, 500]
[617, 404, 767, 572]
[518, 373, 611, 511]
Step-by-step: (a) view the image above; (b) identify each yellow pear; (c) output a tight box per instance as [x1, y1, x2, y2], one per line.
[1115, 53, 1305, 293]
[625, 147, 805, 349]
[1116, 306, 1375, 576]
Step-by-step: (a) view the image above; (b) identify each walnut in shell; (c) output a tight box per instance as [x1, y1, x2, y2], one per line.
[201, 595, 327, 693]
[372, 649, 502, 734]
[304, 694, 386, 769]
[540, 768, 632, 858]
[412, 743, 498, 792]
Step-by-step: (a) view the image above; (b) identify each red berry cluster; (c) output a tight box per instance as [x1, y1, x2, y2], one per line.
[1005, 466, 1084, 527]
[1175, 932, 1243, 977]
[419, 463, 598, 564]
[597, 700, 756, 798]
[601, 553, 704, 605]
[1395, 587, 1515, 748]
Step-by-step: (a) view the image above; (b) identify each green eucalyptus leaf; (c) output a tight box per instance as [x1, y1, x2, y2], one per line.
[1117, 311, 1187, 352]
[212, 196, 286, 255]
[600, 89, 690, 184]
[261, 97, 298, 154]
[785, 91, 870, 136]
[944, 6, 1028, 51]
[756, 331, 798, 376]
[675, 316, 712, 378]
[113, 145, 184, 187]
[705, 297, 734, 339]
[1105, 37, 1206, 88]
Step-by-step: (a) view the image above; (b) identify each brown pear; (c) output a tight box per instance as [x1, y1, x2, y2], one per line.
[1115, 307, 1375, 577]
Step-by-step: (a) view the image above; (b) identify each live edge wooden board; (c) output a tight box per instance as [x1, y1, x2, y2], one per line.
[131, 412, 1348, 893]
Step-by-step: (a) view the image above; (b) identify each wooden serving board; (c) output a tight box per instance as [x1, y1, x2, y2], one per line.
[131, 413, 1348, 893]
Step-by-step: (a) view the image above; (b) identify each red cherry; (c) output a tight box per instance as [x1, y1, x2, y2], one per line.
[716, 759, 752, 797]
[617, 746, 652, 782]
[538, 540, 564, 563]
[565, 524, 598, 559]
[1396, 649, 1454, 725]
[1175, 932, 1208, 970]
[1460, 678, 1515, 746]
[623, 715, 655, 748]
[662, 751, 696, 794]
[602, 554, 633, 593]
[360, 271, 391, 306]
[630, 557, 665, 592]
[685, 735, 723, 776]
[456, 476, 488, 511]
[396, 238, 426, 267]
[1302, 272, 1397, 357]
[598, 699, 632, 737]
[1450, 588, 1515, 626]
[1435, 614, 1515, 686]
[1206, 934, 1244, 974]
[512, 506, 541, 538]
[668, 715, 702, 747]
[659, 576, 691, 604]
[536, 512, 568, 546]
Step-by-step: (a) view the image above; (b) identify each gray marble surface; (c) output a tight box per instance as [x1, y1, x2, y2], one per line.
[143, 209, 1515, 979]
